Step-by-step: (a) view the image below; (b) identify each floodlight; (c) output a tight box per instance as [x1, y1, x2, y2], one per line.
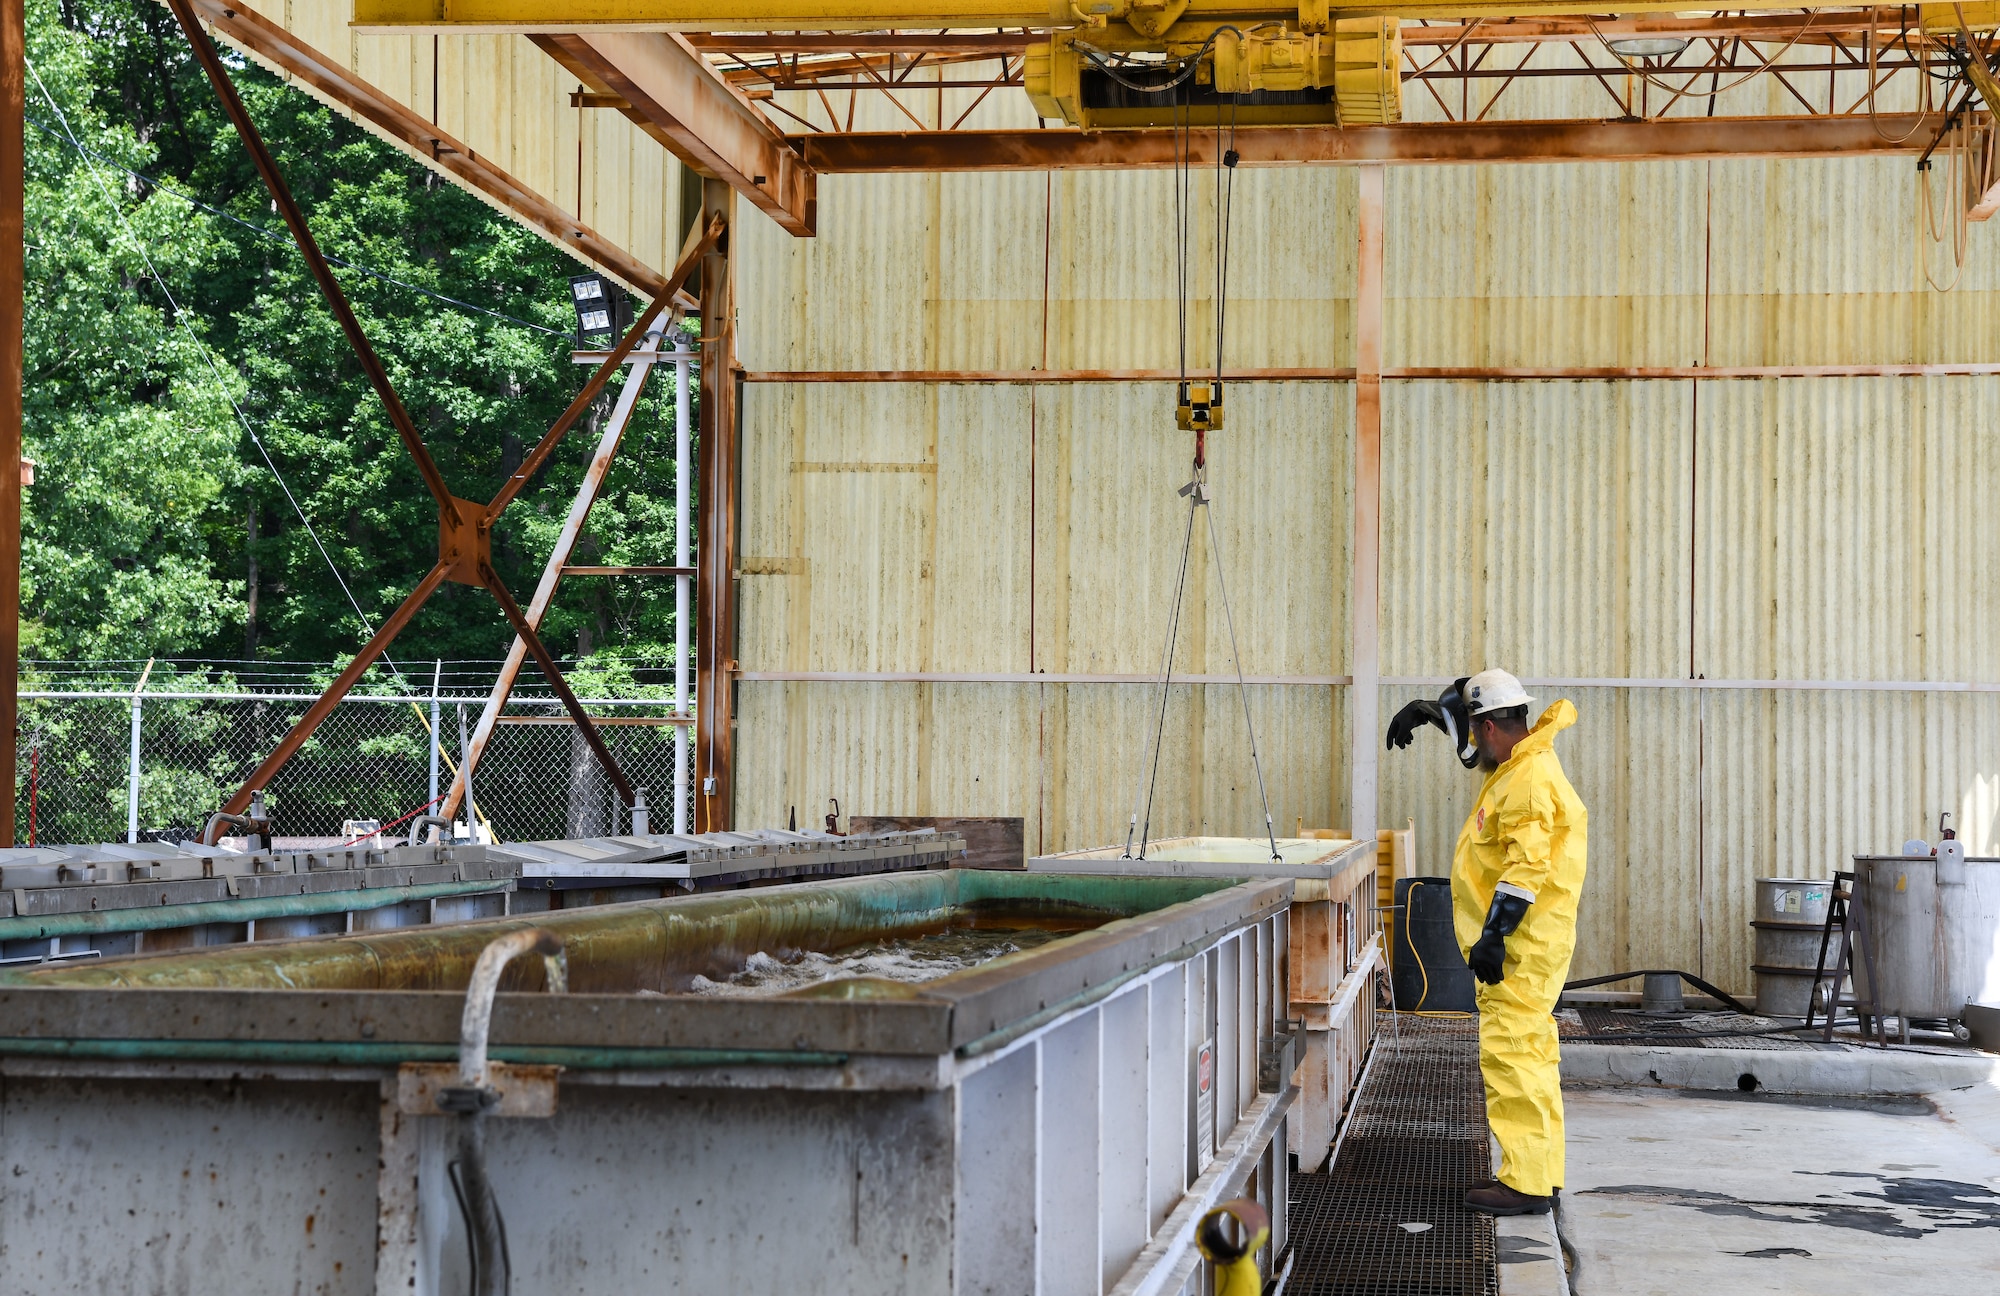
[568, 273, 634, 344]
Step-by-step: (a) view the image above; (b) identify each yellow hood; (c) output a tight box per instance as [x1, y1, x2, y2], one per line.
[1510, 699, 1576, 761]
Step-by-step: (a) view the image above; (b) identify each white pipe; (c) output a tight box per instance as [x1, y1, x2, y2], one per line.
[456, 927, 563, 1090]
[125, 657, 153, 844]
[673, 334, 692, 836]
[428, 658, 442, 808]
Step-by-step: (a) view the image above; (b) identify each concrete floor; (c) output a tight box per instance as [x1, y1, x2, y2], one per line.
[1558, 1083, 2000, 1295]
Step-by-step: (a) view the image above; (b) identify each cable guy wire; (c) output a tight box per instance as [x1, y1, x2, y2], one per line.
[27, 116, 565, 338]
[29, 56, 409, 686]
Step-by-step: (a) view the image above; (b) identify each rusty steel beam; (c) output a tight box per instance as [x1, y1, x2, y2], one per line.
[1401, 11, 1894, 45]
[534, 32, 816, 235]
[222, 563, 453, 817]
[174, 0, 675, 299]
[561, 565, 699, 576]
[479, 559, 637, 804]
[497, 714, 692, 725]
[800, 114, 1943, 170]
[742, 366, 1361, 381]
[688, 32, 1032, 54]
[741, 362, 2000, 380]
[695, 179, 737, 833]
[0, 0, 18, 846]
[1409, 58, 1928, 81]
[168, 0, 457, 514]
[1349, 163, 1383, 842]
[174, 7, 703, 818]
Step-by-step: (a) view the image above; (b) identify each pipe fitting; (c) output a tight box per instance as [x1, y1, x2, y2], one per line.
[455, 927, 564, 1093]
[408, 813, 454, 847]
[198, 812, 250, 847]
[439, 927, 563, 1296]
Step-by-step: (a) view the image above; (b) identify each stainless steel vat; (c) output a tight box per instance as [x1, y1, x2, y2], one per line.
[0, 868, 1295, 1295]
[1852, 855, 2000, 1022]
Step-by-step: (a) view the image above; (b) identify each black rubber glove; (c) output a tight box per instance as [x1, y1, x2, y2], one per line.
[1467, 891, 1532, 985]
[1385, 699, 1446, 750]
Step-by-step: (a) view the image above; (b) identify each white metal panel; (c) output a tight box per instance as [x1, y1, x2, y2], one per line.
[1101, 988, 1153, 1292]
[1146, 963, 1190, 1235]
[1041, 1012, 1104, 1296]
[958, 1044, 1041, 1294]
[0, 1076, 379, 1294]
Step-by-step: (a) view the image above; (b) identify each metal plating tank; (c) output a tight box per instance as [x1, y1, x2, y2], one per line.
[1027, 836, 1377, 1172]
[0, 869, 1295, 1295]
[1852, 854, 2000, 1022]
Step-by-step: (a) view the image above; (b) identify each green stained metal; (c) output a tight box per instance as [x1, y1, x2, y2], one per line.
[0, 1037, 849, 1069]
[1049, 836, 1357, 865]
[0, 880, 509, 946]
[0, 870, 1243, 995]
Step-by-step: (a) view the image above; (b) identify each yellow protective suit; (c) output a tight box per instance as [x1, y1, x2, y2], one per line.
[1451, 699, 1588, 1198]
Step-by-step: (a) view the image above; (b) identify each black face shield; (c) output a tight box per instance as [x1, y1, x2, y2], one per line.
[1384, 676, 1478, 769]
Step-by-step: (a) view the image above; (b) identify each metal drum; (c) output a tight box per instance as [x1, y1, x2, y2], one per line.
[1751, 964, 1822, 1019]
[1751, 879, 1837, 1019]
[1755, 877, 1834, 928]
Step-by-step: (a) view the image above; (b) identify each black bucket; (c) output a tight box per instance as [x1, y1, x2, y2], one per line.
[1391, 877, 1476, 1013]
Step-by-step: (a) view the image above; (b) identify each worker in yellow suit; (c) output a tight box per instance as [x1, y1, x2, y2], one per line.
[1387, 668, 1588, 1217]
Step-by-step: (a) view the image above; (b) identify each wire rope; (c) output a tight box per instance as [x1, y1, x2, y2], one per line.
[1204, 493, 1279, 861]
[27, 56, 413, 689]
[1127, 480, 1200, 860]
[27, 116, 567, 337]
[1124, 70, 1277, 861]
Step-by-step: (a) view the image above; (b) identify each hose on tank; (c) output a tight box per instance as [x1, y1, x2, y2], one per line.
[438, 928, 564, 1296]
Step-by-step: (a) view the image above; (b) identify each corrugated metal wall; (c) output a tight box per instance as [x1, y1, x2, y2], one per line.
[732, 69, 2000, 993]
[234, 0, 690, 282]
[220, 16, 2000, 990]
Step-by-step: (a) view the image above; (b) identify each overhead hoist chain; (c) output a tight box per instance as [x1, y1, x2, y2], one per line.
[1124, 90, 1279, 865]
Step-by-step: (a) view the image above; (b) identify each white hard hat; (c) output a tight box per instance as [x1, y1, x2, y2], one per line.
[1464, 668, 1534, 717]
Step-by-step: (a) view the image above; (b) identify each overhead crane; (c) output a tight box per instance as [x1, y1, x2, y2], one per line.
[337, 0, 2000, 241]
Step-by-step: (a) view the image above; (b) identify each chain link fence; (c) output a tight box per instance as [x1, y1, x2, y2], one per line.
[15, 661, 693, 847]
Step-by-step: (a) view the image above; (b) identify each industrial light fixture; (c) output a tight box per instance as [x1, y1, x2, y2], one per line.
[1605, 12, 1690, 59]
[568, 272, 633, 344]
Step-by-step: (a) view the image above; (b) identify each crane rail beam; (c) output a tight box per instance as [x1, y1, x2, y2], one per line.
[799, 113, 1947, 169]
[351, 0, 1831, 33]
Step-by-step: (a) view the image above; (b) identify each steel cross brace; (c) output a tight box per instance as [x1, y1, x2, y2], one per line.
[164, 0, 722, 817]
[436, 239, 706, 824]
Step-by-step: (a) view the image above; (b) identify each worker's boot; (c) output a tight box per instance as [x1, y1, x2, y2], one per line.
[1464, 1181, 1552, 1216]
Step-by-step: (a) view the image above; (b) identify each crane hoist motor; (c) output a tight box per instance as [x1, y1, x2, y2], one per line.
[1025, 15, 1400, 129]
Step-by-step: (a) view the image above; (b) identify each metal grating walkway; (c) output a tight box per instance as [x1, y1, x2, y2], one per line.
[1288, 1015, 1497, 1296]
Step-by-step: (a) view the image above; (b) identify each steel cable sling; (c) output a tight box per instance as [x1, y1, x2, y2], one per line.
[1123, 88, 1279, 864]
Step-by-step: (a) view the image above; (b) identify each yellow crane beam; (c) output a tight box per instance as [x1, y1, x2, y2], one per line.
[351, 0, 1744, 34]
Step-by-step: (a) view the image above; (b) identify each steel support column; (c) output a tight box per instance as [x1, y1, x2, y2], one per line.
[441, 213, 719, 821]
[0, 0, 18, 847]
[695, 178, 737, 833]
[1349, 165, 1384, 843]
[442, 333, 661, 821]
[167, 0, 687, 820]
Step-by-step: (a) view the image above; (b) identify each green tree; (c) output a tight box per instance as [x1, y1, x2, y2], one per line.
[22, 0, 242, 662]
[28, 0, 692, 682]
